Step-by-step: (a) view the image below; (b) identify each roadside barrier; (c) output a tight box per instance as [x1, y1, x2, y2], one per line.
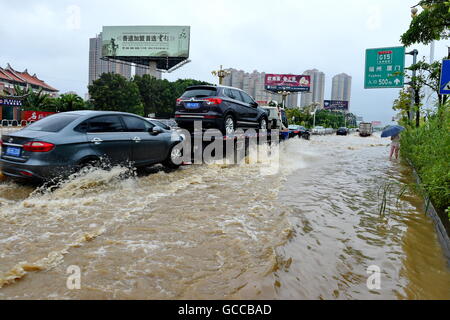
[0, 120, 34, 127]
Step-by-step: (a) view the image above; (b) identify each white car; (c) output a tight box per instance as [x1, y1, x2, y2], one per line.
[312, 126, 325, 135]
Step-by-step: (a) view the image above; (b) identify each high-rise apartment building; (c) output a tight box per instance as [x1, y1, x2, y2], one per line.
[286, 93, 299, 108]
[88, 33, 132, 87]
[300, 69, 325, 108]
[331, 73, 352, 104]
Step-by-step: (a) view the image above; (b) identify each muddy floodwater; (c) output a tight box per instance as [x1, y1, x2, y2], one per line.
[0, 134, 449, 299]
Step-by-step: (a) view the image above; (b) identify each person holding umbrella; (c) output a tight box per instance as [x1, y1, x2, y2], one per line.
[381, 125, 405, 160]
[389, 134, 401, 160]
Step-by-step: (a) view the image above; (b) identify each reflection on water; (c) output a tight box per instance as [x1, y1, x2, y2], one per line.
[0, 134, 448, 299]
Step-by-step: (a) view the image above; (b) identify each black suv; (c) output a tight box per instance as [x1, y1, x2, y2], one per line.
[175, 85, 269, 135]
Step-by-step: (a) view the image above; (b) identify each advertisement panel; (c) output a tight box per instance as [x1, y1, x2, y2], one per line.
[22, 111, 55, 122]
[265, 74, 311, 92]
[323, 100, 349, 111]
[371, 121, 382, 127]
[102, 26, 190, 58]
[0, 98, 23, 107]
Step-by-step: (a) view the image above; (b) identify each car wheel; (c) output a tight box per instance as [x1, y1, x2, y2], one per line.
[222, 114, 235, 136]
[162, 145, 182, 169]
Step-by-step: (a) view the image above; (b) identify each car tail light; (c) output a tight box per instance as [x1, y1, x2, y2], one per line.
[205, 98, 222, 105]
[20, 171, 33, 177]
[204, 115, 219, 119]
[176, 98, 183, 106]
[23, 141, 55, 152]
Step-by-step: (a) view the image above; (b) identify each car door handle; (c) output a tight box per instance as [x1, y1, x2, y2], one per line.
[132, 137, 141, 143]
[91, 137, 103, 145]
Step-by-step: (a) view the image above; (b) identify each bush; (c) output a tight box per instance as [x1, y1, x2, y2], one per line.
[400, 102, 450, 215]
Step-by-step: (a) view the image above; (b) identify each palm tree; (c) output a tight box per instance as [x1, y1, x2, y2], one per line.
[58, 94, 85, 112]
[13, 85, 50, 111]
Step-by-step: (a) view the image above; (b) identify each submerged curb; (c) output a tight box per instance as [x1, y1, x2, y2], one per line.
[407, 159, 450, 265]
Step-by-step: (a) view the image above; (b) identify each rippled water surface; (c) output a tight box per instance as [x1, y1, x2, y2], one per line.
[0, 134, 449, 299]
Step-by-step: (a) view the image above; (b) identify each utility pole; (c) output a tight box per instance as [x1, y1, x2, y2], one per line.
[211, 65, 230, 85]
[406, 49, 418, 124]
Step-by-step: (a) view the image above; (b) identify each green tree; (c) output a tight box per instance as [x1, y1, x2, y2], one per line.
[133, 75, 173, 117]
[393, 88, 414, 124]
[133, 76, 211, 117]
[57, 93, 86, 112]
[14, 85, 52, 111]
[88, 73, 143, 115]
[401, 0, 450, 46]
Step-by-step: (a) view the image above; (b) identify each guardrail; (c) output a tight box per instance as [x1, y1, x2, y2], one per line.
[0, 120, 33, 136]
[0, 120, 35, 127]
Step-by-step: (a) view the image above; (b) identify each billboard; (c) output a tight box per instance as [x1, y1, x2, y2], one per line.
[323, 100, 349, 111]
[265, 74, 311, 92]
[371, 121, 382, 127]
[102, 26, 190, 59]
[22, 111, 55, 122]
[0, 98, 23, 107]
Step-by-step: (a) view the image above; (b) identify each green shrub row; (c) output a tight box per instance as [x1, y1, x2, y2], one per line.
[400, 103, 450, 217]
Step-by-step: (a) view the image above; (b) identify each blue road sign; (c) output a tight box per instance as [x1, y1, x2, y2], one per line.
[439, 59, 450, 95]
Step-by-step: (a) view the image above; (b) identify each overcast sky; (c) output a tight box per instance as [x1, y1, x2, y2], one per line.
[1, 0, 448, 124]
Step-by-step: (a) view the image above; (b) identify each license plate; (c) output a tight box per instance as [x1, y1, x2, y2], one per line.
[5, 146, 21, 157]
[185, 102, 200, 109]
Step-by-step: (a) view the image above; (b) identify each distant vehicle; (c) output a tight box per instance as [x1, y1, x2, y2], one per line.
[359, 122, 373, 137]
[325, 128, 334, 134]
[0, 111, 184, 182]
[288, 125, 310, 140]
[312, 126, 325, 135]
[336, 127, 349, 136]
[175, 85, 269, 135]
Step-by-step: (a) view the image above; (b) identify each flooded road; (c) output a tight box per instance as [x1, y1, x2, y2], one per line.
[0, 134, 449, 299]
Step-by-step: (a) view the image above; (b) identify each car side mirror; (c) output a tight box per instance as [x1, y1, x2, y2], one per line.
[150, 126, 163, 135]
[250, 102, 258, 108]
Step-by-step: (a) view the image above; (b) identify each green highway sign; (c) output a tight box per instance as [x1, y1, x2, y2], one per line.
[364, 46, 405, 89]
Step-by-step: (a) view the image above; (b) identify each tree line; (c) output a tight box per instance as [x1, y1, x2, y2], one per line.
[394, 0, 450, 222]
[285, 106, 357, 129]
[3, 74, 210, 117]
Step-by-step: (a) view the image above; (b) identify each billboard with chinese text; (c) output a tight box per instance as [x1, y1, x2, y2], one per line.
[22, 111, 55, 122]
[102, 26, 190, 59]
[323, 100, 349, 111]
[265, 74, 311, 92]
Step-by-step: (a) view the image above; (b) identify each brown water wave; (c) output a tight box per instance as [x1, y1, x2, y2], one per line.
[0, 135, 448, 299]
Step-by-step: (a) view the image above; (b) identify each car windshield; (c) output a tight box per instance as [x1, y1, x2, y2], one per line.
[25, 114, 80, 132]
[182, 88, 217, 98]
[288, 125, 298, 129]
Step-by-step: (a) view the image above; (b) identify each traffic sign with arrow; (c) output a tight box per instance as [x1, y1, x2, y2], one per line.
[365, 46, 405, 89]
[439, 59, 450, 95]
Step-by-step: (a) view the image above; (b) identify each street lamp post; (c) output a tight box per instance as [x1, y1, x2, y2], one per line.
[211, 65, 230, 85]
[311, 103, 319, 128]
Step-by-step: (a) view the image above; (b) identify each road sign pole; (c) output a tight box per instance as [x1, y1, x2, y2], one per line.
[406, 49, 418, 123]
